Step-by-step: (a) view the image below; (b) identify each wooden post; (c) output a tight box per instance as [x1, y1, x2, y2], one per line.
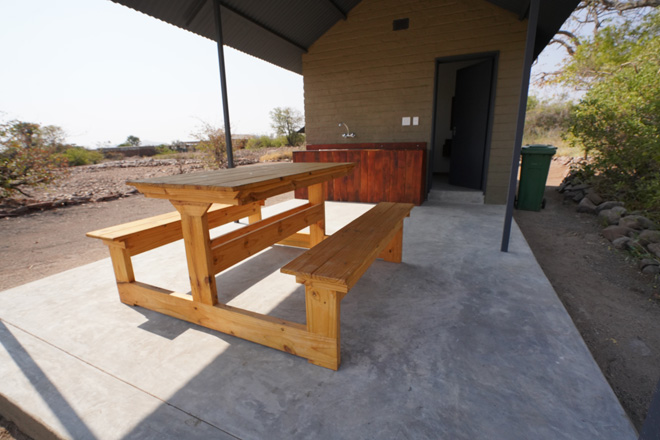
[172, 201, 218, 306]
[305, 285, 340, 370]
[308, 183, 325, 246]
[248, 202, 263, 224]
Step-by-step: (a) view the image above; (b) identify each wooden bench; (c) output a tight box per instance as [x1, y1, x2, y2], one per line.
[281, 201, 414, 370]
[86, 201, 263, 263]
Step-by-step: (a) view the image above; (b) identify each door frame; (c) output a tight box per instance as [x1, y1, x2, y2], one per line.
[427, 51, 499, 194]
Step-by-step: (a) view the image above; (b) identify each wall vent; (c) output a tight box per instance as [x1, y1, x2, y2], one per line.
[393, 18, 409, 31]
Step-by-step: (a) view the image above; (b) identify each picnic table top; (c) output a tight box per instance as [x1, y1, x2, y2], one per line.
[127, 162, 355, 205]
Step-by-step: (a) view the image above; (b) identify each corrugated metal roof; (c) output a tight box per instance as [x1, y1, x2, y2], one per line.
[110, 0, 578, 74]
[111, 0, 361, 74]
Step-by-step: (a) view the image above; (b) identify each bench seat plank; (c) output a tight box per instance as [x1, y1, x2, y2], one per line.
[281, 202, 413, 292]
[86, 202, 260, 256]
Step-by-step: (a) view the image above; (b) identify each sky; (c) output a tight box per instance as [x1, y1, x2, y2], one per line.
[1, 0, 566, 148]
[0, 0, 304, 147]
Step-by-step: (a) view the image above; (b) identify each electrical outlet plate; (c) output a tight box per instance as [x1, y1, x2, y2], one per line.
[402, 117, 411, 126]
[412, 116, 419, 126]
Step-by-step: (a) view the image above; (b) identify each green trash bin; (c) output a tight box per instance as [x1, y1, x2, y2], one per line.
[516, 144, 557, 211]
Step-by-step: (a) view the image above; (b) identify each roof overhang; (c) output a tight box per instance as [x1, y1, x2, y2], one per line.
[110, 0, 579, 74]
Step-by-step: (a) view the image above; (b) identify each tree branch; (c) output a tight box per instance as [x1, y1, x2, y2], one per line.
[600, 0, 660, 12]
[549, 38, 577, 55]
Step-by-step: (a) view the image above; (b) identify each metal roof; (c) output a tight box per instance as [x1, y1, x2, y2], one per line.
[110, 0, 578, 74]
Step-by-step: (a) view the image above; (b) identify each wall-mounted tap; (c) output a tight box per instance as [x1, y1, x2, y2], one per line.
[338, 122, 356, 138]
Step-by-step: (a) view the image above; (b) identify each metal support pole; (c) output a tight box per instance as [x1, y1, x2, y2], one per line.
[213, 0, 234, 168]
[500, 0, 540, 252]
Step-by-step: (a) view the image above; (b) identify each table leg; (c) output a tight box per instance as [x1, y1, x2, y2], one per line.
[171, 201, 218, 306]
[308, 183, 326, 246]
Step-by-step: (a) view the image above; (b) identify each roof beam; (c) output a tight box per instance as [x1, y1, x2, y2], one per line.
[325, 0, 348, 19]
[217, 1, 308, 53]
[185, 0, 207, 26]
[184, 0, 308, 53]
[518, 0, 531, 20]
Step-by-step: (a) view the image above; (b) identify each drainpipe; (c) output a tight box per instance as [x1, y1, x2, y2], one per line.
[500, 0, 539, 252]
[213, 0, 234, 168]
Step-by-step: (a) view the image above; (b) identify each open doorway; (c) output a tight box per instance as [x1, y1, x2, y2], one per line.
[429, 52, 498, 194]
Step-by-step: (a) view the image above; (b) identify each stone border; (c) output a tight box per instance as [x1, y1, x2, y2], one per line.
[559, 174, 660, 275]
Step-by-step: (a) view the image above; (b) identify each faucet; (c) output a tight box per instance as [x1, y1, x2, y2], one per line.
[338, 122, 356, 138]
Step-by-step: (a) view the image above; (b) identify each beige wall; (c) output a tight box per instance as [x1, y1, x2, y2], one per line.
[302, 0, 528, 204]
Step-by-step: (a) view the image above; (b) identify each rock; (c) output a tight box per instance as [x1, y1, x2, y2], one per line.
[602, 225, 635, 242]
[619, 216, 643, 230]
[635, 215, 657, 230]
[642, 265, 660, 275]
[577, 197, 598, 214]
[612, 236, 631, 250]
[648, 243, 660, 258]
[639, 230, 660, 245]
[586, 191, 604, 206]
[598, 209, 624, 226]
[629, 338, 652, 356]
[639, 258, 659, 269]
[558, 181, 569, 193]
[572, 192, 585, 202]
[618, 215, 655, 231]
[563, 190, 582, 200]
[596, 201, 625, 213]
[571, 183, 590, 191]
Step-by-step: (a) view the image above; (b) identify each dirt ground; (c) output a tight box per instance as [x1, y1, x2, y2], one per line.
[1, 159, 659, 436]
[514, 162, 660, 430]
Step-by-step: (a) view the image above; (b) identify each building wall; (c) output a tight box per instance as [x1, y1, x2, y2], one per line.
[302, 0, 527, 204]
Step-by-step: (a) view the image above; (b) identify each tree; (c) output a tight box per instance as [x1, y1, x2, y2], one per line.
[193, 122, 226, 168]
[0, 120, 66, 197]
[119, 135, 141, 147]
[565, 10, 660, 214]
[537, 1, 660, 84]
[552, 1, 660, 53]
[269, 107, 304, 146]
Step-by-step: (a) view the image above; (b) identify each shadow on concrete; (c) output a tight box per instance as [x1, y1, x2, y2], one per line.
[133, 245, 307, 343]
[0, 321, 98, 440]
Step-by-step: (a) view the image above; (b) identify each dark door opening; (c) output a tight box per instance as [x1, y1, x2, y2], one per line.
[428, 53, 497, 193]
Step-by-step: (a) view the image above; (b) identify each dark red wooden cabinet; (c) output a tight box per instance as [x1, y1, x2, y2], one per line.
[293, 143, 426, 205]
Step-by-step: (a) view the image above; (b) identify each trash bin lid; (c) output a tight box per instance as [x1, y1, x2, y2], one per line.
[521, 144, 557, 155]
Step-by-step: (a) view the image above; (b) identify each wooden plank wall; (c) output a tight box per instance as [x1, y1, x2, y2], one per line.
[293, 144, 426, 205]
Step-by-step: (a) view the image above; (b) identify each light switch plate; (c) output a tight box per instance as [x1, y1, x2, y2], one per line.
[412, 116, 419, 126]
[402, 117, 411, 126]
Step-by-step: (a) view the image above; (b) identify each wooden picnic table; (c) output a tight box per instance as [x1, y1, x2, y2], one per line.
[88, 162, 413, 369]
[89, 162, 356, 367]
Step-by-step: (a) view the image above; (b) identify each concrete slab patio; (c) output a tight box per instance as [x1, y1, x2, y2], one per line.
[0, 199, 636, 439]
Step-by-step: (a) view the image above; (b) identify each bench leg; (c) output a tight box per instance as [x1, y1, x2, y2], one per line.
[308, 183, 325, 246]
[106, 243, 135, 302]
[305, 285, 341, 370]
[378, 224, 403, 263]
